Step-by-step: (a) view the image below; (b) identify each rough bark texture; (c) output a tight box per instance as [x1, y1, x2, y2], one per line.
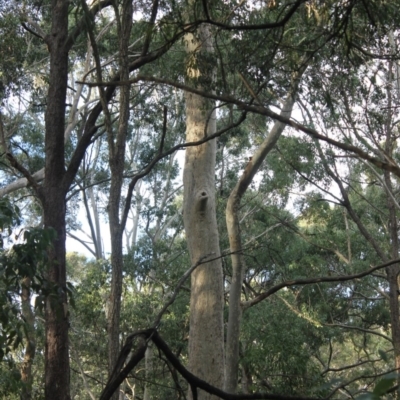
[184, 25, 225, 400]
[42, 1, 70, 399]
[225, 68, 305, 393]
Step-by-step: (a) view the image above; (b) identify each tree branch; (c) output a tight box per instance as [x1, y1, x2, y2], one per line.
[152, 252, 217, 327]
[0, 112, 42, 198]
[326, 323, 392, 343]
[242, 258, 400, 310]
[196, 0, 305, 31]
[79, 75, 400, 179]
[100, 328, 325, 400]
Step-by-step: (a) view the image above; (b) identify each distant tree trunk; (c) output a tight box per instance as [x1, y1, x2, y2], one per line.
[225, 66, 305, 393]
[385, 171, 400, 382]
[183, 24, 225, 400]
[87, 139, 104, 259]
[20, 278, 35, 400]
[42, 1, 70, 399]
[143, 344, 154, 400]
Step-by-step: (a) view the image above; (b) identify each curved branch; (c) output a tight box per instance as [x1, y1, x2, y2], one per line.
[196, 0, 305, 31]
[101, 328, 324, 400]
[324, 323, 393, 343]
[242, 258, 400, 310]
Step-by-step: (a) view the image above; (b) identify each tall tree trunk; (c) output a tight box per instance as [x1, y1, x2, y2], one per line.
[183, 24, 225, 399]
[225, 67, 305, 393]
[106, 3, 133, 400]
[42, 1, 70, 399]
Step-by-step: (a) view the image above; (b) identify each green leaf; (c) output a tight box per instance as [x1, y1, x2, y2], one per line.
[378, 349, 389, 363]
[373, 375, 397, 396]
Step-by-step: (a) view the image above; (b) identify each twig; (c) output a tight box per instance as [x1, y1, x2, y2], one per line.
[152, 252, 216, 327]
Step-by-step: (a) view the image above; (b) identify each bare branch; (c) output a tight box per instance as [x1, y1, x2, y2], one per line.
[0, 112, 41, 197]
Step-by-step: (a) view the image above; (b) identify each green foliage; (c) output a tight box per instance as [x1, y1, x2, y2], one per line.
[1, 0, 400, 398]
[0, 8, 27, 98]
[356, 373, 398, 399]
[0, 198, 56, 360]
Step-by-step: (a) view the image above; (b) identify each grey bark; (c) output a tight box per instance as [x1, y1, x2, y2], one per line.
[224, 66, 306, 393]
[106, 4, 133, 400]
[183, 25, 225, 399]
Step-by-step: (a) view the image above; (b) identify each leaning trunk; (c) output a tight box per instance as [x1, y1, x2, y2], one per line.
[183, 24, 225, 400]
[225, 66, 305, 393]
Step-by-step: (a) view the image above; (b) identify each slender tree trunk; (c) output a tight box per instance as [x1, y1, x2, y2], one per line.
[385, 178, 400, 375]
[183, 24, 225, 400]
[88, 139, 104, 259]
[384, 60, 400, 395]
[107, 4, 133, 400]
[43, 1, 70, 399]
[224, 67, 305, 393]
[20, 278, 35, 400]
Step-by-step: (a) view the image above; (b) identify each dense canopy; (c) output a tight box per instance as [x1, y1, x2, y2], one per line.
[1, 1, 400, 399]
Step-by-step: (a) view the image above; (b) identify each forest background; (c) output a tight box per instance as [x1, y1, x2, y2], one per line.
[1, 1, 400, 400]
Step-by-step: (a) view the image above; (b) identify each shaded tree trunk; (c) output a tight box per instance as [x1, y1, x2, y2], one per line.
[42, 1, 70, 398]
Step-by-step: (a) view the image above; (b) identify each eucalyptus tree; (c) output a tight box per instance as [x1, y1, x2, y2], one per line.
[89, 3, 400, 398]
[183, 17, 225, 400]
[0, 1, 192, 399]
